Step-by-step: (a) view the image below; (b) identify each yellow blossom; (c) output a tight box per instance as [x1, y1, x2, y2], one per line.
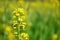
[52, 34, 58, 40]
[12, 20, 18, 25]
[20, 25, 25, 30]
[22, 22, 26, 25]
[19, 33, 29, 40]
[15, 13, 20, 16]
[13, 8, 25, 15]
[6, 25, 11, 32]
[13, 15, 16, 18]
[18, 8, 24, 13]
[18, 18, 23, 21]
[13, 27, 17, 29]
[7, 33, 14, 40]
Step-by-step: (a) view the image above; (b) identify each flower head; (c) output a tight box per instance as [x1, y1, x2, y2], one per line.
[19, 33, 29, 40]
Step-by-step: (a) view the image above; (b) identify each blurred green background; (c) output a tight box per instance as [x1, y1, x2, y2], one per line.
[0, 0, 60, 40]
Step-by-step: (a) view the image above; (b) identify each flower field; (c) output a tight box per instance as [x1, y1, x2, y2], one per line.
[0, 0, 60, 40]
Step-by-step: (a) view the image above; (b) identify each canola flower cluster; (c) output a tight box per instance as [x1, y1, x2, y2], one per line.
[11, 8, 29, 40]
[0, 0, 60, 40]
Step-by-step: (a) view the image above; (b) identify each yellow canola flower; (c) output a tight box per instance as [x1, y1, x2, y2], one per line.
[52, 34, 58, 40]
[6, 25, 14, 40]
[20, 22, 26, 30]
[18, 8, 25, 13]
[12, 20, 18, 25]
[13, 15, 16, 18]
[6, 25, 11, 33]
[6, 25, 11, 35]
[20, 25, 25, 30]
[18, 18, 23, 21]
[15, 13, 20, 16]
[19, 33, 29, 40]
[7, 33, 14, 40]
[21, 22, 26, 25]
[13, 8, 25, 14]
[13, 27, 17, 29]
[12, 20, 17, 24]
